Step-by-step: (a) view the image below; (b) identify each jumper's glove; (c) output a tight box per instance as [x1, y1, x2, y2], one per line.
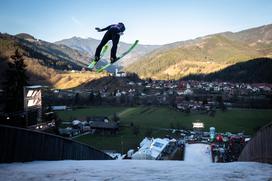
[95, 27, 101, 32]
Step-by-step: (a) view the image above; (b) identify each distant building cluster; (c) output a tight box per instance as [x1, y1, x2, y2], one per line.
[44, 78, 272, 110]
[58, 117, 119, 137]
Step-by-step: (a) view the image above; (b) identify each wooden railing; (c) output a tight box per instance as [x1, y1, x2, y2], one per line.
[238, 122, 272, 163]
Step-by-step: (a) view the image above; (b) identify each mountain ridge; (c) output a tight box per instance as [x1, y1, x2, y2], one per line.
[55, 37, 161, 68]
[125, 24, 272, 80]
[1, 23, 272, 89]
[0, 33, 108, 89]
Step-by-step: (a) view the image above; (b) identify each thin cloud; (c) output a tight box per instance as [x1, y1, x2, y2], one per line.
[71, 16, 81, 25]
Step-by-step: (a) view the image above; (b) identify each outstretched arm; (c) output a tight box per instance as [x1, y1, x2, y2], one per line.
[95, 25, 113, 32]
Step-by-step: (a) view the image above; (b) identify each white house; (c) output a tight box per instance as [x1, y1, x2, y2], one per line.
[115, 69, 127, 77]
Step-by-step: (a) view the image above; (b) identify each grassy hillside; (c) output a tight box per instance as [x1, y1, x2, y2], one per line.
[56, 106, 272, 152]
[125, 24, 272, 80]
[125, 35, 261, 80]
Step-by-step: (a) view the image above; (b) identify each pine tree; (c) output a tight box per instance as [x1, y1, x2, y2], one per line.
[3, 49, 28, 112]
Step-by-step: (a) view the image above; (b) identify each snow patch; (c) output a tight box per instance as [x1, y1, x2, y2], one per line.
[0, 144, 271, 180]
[0, 160, 271, 181]
[184, 143, 212, 163]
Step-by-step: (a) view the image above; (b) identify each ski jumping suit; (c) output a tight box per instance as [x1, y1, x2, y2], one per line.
[95, 23, 126, 61]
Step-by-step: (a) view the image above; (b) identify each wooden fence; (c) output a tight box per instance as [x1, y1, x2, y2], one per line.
[238, 122, 272, 163]
[0, 124, 113, 163]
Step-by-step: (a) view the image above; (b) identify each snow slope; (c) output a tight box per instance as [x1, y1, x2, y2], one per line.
[184, 143, 212, 163]
[0, 161, 271, 180]
[0, 144, 271, 181]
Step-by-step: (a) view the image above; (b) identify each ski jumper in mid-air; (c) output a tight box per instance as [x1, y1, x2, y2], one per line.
[94, 22, 126, 64]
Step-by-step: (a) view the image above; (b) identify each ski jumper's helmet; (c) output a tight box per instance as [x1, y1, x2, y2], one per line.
[118, 22, 126, 32]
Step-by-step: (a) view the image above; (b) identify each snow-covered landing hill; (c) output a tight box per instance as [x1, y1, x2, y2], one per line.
[0, 160, 271, 181]
[0, 144, 271, 181]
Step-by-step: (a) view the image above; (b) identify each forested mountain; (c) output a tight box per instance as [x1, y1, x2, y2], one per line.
[0, 33, 106, 89]
[125, 24, 272, 80]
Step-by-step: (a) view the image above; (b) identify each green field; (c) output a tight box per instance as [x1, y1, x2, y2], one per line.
[57, 106, 272, 153]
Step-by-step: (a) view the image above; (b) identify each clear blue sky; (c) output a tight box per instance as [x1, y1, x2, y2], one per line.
[1, 0, 272, 45]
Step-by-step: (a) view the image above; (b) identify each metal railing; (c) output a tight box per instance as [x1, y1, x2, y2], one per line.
[0, 124, 113, 163]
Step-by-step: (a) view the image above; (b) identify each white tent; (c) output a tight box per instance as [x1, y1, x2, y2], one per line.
[132, 138, 170, 160]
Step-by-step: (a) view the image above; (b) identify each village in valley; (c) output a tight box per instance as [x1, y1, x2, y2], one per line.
[48, 69, 272, 111]
[30, 69, 270, 163]
[1, 66, 271, 164]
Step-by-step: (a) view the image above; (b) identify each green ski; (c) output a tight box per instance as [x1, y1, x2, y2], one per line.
[97, 40, 139, 73]
[87, 44, 109, 69]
